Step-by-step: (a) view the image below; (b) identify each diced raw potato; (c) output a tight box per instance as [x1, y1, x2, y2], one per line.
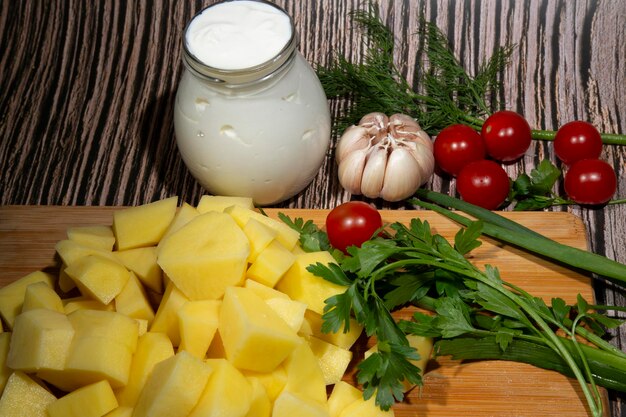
[104, 406, 134, 417]
[242, 365, 288, 402]
[40, 337, 133, 391]
[242, 218, 278, 262]
[7, 309, 74, 373]
[157, 212, 250, 300]
[0, 333, 11, 393]
[272, 391, 330, 417]
[177, 300, 220, 359]
[300, 310, 363, 350]
[114, 246, 163, 293]
[307, 336, 353, 385]
[189, 358, 253, 417]
[338, 395, 394, 417]
[246, 240, 296, 287]
[276, 251, 345, 315]
[63, 297, 114, 314]
[219, 286, 300, 372]
[132, 351, 212, 417]
[224, 205, 299, 250]
[292, 244, 306, 255]
[196, 195, 254, 213]
[115, 332, 175, 407]
[113, 196, 178, 250]
[0, 271, 55, 329]
[115, 273, 155, 325]
[68, 309, 139, 352]
[0, 371, 56, 417]
[282, 340, 327, 404]
[47, 380, 118, 417]
[58, 265, 77, 293]
[64, 255, 131, 305]
[158, 202, 200, 247]
[244, 377, 271, 417]
[150, 282, 189, 346]
[135, 319, 148, 336]
[328, 381, 363, 417]
[67, 225, 116, 251]
[265, 297, 307, 331]
[55, 239, 121, 266]
[243, 279, 289, 300]
[21, 281, 64, 313]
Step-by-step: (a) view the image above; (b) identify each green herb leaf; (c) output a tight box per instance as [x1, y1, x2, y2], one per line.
[454, 220, 483, 255]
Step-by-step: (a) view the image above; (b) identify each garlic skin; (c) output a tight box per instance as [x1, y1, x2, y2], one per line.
[335, 112, 435, 202]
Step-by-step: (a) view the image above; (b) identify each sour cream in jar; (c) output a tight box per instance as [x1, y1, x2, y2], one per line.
[174, 0, 331, 205]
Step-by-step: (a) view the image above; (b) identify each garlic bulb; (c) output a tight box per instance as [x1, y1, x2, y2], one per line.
[335, 112, 435, 202]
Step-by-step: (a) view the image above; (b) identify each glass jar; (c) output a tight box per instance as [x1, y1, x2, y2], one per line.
[174, 0, 331, 205]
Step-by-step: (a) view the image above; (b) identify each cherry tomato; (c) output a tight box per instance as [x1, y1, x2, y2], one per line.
[564, 159, 616, 205]
[457, 160, 510, 210]
[481, 111, 532, 162]
[326, 201, 383, 253]
[554, 121, 603, 165]
[433, 124, 486, 176]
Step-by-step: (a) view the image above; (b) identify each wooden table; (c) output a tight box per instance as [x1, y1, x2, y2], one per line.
[0, 1, 624, 416]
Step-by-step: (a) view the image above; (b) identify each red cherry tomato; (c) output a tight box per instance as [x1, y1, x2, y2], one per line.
[564, 159, 616, 205]
[326, 201, 383, 253]
[457, 160, 510, 210]
[554, 121, 603, 165]
[433, 124, 486, 176]
[481, 111, 532, 162]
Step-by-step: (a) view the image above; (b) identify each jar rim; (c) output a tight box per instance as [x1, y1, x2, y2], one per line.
[181, 0, 298, 86]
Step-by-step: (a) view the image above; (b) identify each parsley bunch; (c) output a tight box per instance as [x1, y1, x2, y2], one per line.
[282, 214, 626, 415]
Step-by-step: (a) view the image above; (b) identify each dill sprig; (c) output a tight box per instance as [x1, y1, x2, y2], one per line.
[317, 3, 626, 145]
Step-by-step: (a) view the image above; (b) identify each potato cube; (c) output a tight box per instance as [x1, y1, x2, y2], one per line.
[338, 396, 394, 417]
[115, 273, 155, 325]
[246, 240, 296, 287]
[243, 279, 289, 300]
[157, 212, 250, 300]
[196, 195, 254, 213]
[113, 196, 178, 250]
[225, 205, 299, 250]
[63, 297, 113, 314]
[47, 380, 118, 417]
[219, 286, 300, 372]
[115, 332, 175, 407]
[7, 309, 74, 372]
[21, 281, 64, 313]
[244, 377, 271, 417]
[242, 217, 278, 262]
[300, 310, 363, 350]
[189, 358, 252, 417]
[132, 351, 212, 417]
[0, 333, 11, 393]
[67, 225, 116, 251]
[272, 391, 330, 417]
[0, 371, 56, 417]
[276, 251, 345, 315]
[55, 239, 121, 267]
[265, 297, 307, 331]
[64, 254, 131, 305]
[68, 309, 139, 352]
[328, 381, 362, 417]
[177, 300, 220, 359]
[58, 265, 77, 293]
[282, 340, 327, 404]
[0, 271, 55, 329]
[104, 406, 133, 417]
[115, 246, 163, 293]
[307, 336, 353, 385]
[242, 365, 287, 402]
[158, 202, 200, 247]
[150, 282, 189, 346]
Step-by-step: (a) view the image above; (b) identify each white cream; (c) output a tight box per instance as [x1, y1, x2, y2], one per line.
[185, 0, 292, 70]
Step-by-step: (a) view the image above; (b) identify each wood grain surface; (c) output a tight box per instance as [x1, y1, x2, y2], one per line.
[0, 206, 606, 416]
[0, 0, 625, 415]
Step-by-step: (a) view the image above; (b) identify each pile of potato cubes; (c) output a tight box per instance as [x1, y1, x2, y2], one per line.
[0, 196, 424, 417]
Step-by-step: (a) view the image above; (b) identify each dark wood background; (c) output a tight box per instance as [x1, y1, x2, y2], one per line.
[1, 1, 624, 415]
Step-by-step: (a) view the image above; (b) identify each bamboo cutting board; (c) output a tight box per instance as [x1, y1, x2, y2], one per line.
[0, 206, 607, 416]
